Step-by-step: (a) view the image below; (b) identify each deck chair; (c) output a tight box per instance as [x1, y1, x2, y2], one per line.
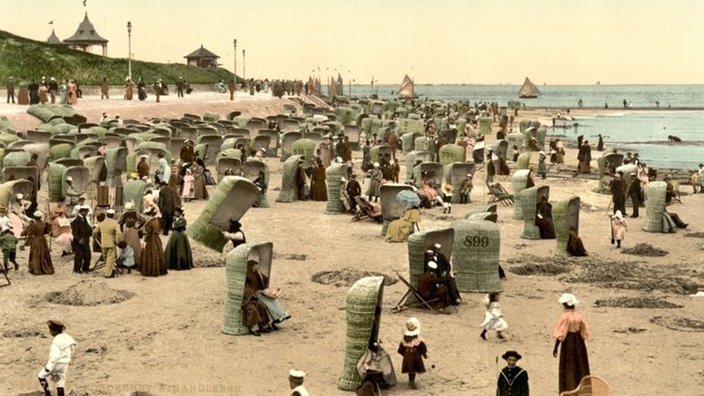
[487, 182, 514, 205]
[392, 272, 439, 314]
[353, 196, 383, 223]
[559, 375, 612, 396]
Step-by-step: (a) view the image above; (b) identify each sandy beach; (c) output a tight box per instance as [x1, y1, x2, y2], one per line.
[1, 92, 702, 396]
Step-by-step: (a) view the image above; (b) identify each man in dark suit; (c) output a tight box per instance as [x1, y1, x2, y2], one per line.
[71, 206, 92, 273]
[157, 181, 179, 235]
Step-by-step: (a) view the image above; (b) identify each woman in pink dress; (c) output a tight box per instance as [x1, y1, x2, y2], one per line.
[552, 293, 591, 394]
[181, 168, 195, 202]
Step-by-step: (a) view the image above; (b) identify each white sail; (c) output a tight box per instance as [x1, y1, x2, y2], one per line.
[398, 74, 415, 98]
[518, 77, 540, 98]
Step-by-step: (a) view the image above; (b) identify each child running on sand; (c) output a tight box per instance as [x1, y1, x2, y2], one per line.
[480, 292, 508, 340]
[397, 317, 427, 389]
[610, 210, 627, 248]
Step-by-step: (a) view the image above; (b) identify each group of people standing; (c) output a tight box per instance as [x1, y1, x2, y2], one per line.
[5, 76, 79, 105]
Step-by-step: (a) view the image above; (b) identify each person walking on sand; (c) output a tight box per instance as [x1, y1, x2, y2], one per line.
[480, 292, 508, 340]
[38, 319, 76, 396]
[497, 350, 530, 396]
[553, 293, 591, 394]
[397, 317, 428, 389]
[93, 209, 122, 278]
[610, 210, 627, 248]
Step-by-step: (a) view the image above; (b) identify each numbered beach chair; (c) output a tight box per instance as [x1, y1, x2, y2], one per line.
[450, 219, 502, 293]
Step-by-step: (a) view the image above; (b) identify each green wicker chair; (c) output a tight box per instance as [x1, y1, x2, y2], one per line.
[479, 117, 493, 135]
[326, 163, 348, 214]
[399, 228, 455, 308]
[281, 131, 303, 161]
[554, 196, 581, 256]
[0, 179, 34, 209]
[450, 219, 503, 293]
[338, 276, 384, 391]
[642, 181, 666, 233]
[597, 152, 624, 193]
[519, 186, 550, 240]
[444, 162, 475, 204]
[401, 132, 416, 154]
[405, 151, 432, 182]
[412, 162, 443, 189]
[216, 157, 242, 181]
[438, 144, 465, 166]
[187, 176, 260, 252]
[222, 242, 274, 336]
[242, 160, 269, 208]
[517, 152, 531, 169]
[257, 130, 280, 157]
[276, 155, 304, 203]
[512, 169, 532, 220]
[370, 144, 392, 165]
[291, 138, 317, 169]
[380, 183, 415, 236]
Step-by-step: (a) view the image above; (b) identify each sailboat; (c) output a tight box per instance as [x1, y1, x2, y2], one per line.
[398, 74, 416, 98]
[517, 77, 540, 98]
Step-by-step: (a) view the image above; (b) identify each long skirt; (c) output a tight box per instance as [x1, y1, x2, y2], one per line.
[558, 331, 591, 393]
[578, 160, 590, 173]
[54, 232, 73, 253]
[254, 291, 288, 322]
[164, 231, 193, 270]
[122, 227, 142, 267]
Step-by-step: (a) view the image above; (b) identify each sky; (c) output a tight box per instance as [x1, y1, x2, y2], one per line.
[1, 0, 703, 85]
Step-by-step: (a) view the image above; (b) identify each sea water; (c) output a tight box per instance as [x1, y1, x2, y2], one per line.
[344, 84, 704, 169]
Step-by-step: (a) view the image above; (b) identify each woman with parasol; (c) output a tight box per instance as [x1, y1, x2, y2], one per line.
[385, 190, 421, 243]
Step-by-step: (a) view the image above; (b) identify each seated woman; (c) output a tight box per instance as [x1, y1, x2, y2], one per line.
[385, 206, 421, 243]
[242, 284, 272, 337]
[245, 260, 290, 330]
[420, 179, 448, 211]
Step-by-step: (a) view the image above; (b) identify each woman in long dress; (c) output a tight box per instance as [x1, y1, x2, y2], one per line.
[192, 164, 209, 200]
[140, 208, 167, 277]
[164, 208, 193, 270]
[124, 78, 134, 100]
[50, 198, 73, 255]
[68, 80, 78, 105]
[311, 160, 327, 201]
[22, 211, 54, 275]
[553, 293, 591, 394]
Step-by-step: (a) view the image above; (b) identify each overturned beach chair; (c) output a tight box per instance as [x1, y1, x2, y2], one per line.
[353, 196, 382, 223]
[487, 182, 514, 206]
[559, 375, 612, 396]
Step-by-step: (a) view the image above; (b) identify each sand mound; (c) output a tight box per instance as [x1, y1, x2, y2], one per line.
[311, 269, 398, 287]
[273, 253, 308, 261]
[509, 262, 571, 276]
[684, 232, 704, 239]
[46, 281, 134, 306]
[594, 297, 683, 309]
[650, 315, 704, 332]
[2, 328, 44, 338]
[621, 243, 668, 256]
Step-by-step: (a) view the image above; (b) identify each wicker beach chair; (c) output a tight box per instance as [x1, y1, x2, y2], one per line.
[276, 155, 304, 203]
[450, 219, 503, 293]
[412, 162, 443, 189]
[188, 176, 260, 252]
[554, 196, 581, 256]
[444, 162, 475, 204]
[642, 181, 667, 233]
[512, 169, 532, 219]
[338, 276, 385, 391]
[559, 375, 612, 396]
[216, 157, 242, 181]
[256, 130, 280, 157]
[325, 163, 348, 214]
[379, 183, 414, 235]
[2, 167, 39, 193]
[438, 144, 465, 166]
[281, 131, 303, 161]
[519, 186, 550, 240]
[222, 242, 274, 336]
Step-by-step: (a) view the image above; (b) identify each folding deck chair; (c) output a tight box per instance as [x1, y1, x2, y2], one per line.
[352, 196, 383, 223]
[487, 182, 515, 206]
[0, 264, 10, 287]
[392, 272, 439, 314]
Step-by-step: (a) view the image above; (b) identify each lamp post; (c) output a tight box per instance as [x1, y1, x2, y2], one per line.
[233, 39, 237, 86]
[127, 21, 132, 81]
[242, 49, 246, 82]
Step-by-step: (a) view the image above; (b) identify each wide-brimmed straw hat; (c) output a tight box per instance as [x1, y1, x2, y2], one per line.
[403, 317, 421, 337]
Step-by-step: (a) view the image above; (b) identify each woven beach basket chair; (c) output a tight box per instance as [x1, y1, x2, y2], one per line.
[291, 138, 318, 169]
[512, 169, 532, 220]
[188, 176, 260, 252]
[2, 150, 31, 169]
[325, 162, 348, 214]
[83, 156, 107, 201]
[404, 151, 432, 182]
[216, 157, 242, 182]
[280, 131, 303, 162]
[401, 132, 415, 153]
[276, 155, 304, 204]
[197, 134, 222, 167]
[1, 166, 39, 191]
[380, 183, 415, 236]
[479, 117, 493, 135]
[438, 144, 465, 166]
[559, 375, 612, 396]
[251, 135, 272, 156]
[0, 180, 34, 209]
[597, 152, 624, 193]
[642, 181, 666, 233]
[450, 219, 503, 293]
[122, 179, 147, 213]
[26, 130, 52, 144]
[370, 144, 392, 165]
[519, 186, 550, 240]
[337, 276, 385, 391]
[405, 227, 455, 305]
[343, 124, 361, 151]
[242, 160, 269, 208]
[414, 136, 434, 154]
[517, 152, 531, 170]
[554, 196, 581, 256]
[505, 132, 524, 149]
[444, 162, 475, 204]
[256, 130, 280, 157]
[106, 147, 128, 186]
[412, 162, 443, 189]
[222, 242, 274, 336]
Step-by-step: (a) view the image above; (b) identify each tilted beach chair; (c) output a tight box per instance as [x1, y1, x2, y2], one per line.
[487, 182, 514, 206]
[353, 196, 382, 223]
[392, 272, 439, 314]
[559, 375, 612, 396]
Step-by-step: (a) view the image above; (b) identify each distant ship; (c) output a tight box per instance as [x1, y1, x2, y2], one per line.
[596, 80, 601, 85]
[398, 74, 417, 99]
